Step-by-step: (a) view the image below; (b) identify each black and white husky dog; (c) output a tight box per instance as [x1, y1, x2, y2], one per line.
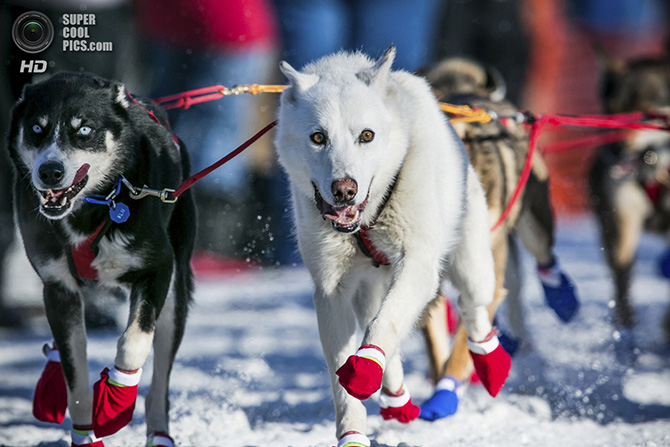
[7, 72, 196, 447]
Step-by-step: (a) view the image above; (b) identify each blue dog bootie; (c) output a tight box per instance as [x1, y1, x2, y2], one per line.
[657, 246, 670, 279]
[419, 376, 462, 421]
[537, 258, 579, 323]
[497, 327, 522, 358]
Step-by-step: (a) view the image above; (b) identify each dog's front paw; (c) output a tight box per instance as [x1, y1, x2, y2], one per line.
[336, 345, 385, 400]
[379, 384, 420, 423]
[419, 376, 461, 421]
[33, 343, 67, 424]
[468, 329, 511, 397]
[93, 366, 142, 437]
[337, 431, 370, 447]
[538, 261, 579, 323]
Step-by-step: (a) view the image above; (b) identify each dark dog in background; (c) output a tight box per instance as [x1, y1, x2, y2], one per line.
[7, 72, 196, 446]
[589, 54, 670, 354]
[418, 58, 579, 420]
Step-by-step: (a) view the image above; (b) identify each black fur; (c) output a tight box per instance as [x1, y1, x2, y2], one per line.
[6, 72, 196, 435]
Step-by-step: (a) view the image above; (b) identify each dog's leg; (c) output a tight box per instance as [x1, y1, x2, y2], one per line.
[421, 224, 510, 420]
[445, 171, 510, 397]
[314, 286, 368, 441]
[144, 268, 181, 443]
[420, 295, 451, 385]
[352, 274, 420, 424]
[593, 180, 649, 329]
[93, 266, 173, 438]
[517, 171, 579, 323]
[42, 284, 93, 431]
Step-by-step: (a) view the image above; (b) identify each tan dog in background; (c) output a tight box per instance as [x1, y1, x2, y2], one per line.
[419, 58, 580, 420]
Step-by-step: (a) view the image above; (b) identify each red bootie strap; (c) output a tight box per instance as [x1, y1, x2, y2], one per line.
[355, 345, 386, 371]
[467, 329, 500, 354]
[337, 431, 370, 447]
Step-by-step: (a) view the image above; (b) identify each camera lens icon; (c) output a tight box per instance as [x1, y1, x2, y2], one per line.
[12, 11, 54, 54]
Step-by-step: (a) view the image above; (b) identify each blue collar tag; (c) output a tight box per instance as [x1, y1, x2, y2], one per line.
[109, 202, 130, 223]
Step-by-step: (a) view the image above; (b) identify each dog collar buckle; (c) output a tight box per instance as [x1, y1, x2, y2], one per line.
[121, 176, 178, 203]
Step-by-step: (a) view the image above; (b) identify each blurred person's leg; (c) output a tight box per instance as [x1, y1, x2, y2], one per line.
[352, 0, 443, 71]
[148, 45, 277, 260]
[274, 0, 350, 68]
[271, 0, 350, 264]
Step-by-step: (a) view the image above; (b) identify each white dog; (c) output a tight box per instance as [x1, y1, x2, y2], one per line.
[275, 47, 511, 446]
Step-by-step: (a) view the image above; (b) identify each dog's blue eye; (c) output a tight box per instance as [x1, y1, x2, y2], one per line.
[78, 126, 92, 136]
[32, 124, 43, 134]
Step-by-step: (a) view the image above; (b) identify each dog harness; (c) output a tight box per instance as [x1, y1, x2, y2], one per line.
[67, 220, 111, 281]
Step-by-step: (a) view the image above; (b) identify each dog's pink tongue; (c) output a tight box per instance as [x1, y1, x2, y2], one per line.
[324, 205, 358, 222]
[73, 163, 90, 184]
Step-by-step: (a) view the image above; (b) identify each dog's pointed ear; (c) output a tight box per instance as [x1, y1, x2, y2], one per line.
[358, 45, 396, 89]
[111, 82, 130, 109]
[280, 61, 319, 101]
[595, 46, 627, 112]
[484, 65, 507, 102]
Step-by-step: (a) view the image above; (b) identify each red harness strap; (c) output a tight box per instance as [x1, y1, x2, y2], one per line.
[69, 220, 109, 281]
[355, 228, 391, 267]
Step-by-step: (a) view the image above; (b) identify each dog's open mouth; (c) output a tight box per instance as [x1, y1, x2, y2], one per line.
[38, 163, 90, 218]
[314, 185, 368, 233]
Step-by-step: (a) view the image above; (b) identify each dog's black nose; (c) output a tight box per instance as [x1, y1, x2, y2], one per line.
[38, 161, 65, 187]
[332, 178, 357, 203]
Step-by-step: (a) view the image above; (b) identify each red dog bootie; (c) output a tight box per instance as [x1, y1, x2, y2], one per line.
[33, 343, 68, 424]
[337, 431, 370, 447]
[92, 366, 142, 437]
[379, 384, 420, 423]
[336, 345, 385, 400]
[468, 328, 511, 397]
[147, 432, 175, 447]
[71, 425, 105, 447]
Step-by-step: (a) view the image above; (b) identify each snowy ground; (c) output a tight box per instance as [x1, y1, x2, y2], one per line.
[1, 215, 669, 447]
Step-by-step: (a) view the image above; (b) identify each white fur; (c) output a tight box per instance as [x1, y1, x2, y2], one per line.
[37, 255, 79, 292]
[275, 48, 495, 440]
[92, 231, 143, 284]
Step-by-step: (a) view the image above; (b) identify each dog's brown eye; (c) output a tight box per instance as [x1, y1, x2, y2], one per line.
[310, 131, 326, 145]
[359, 129, 374, 143]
